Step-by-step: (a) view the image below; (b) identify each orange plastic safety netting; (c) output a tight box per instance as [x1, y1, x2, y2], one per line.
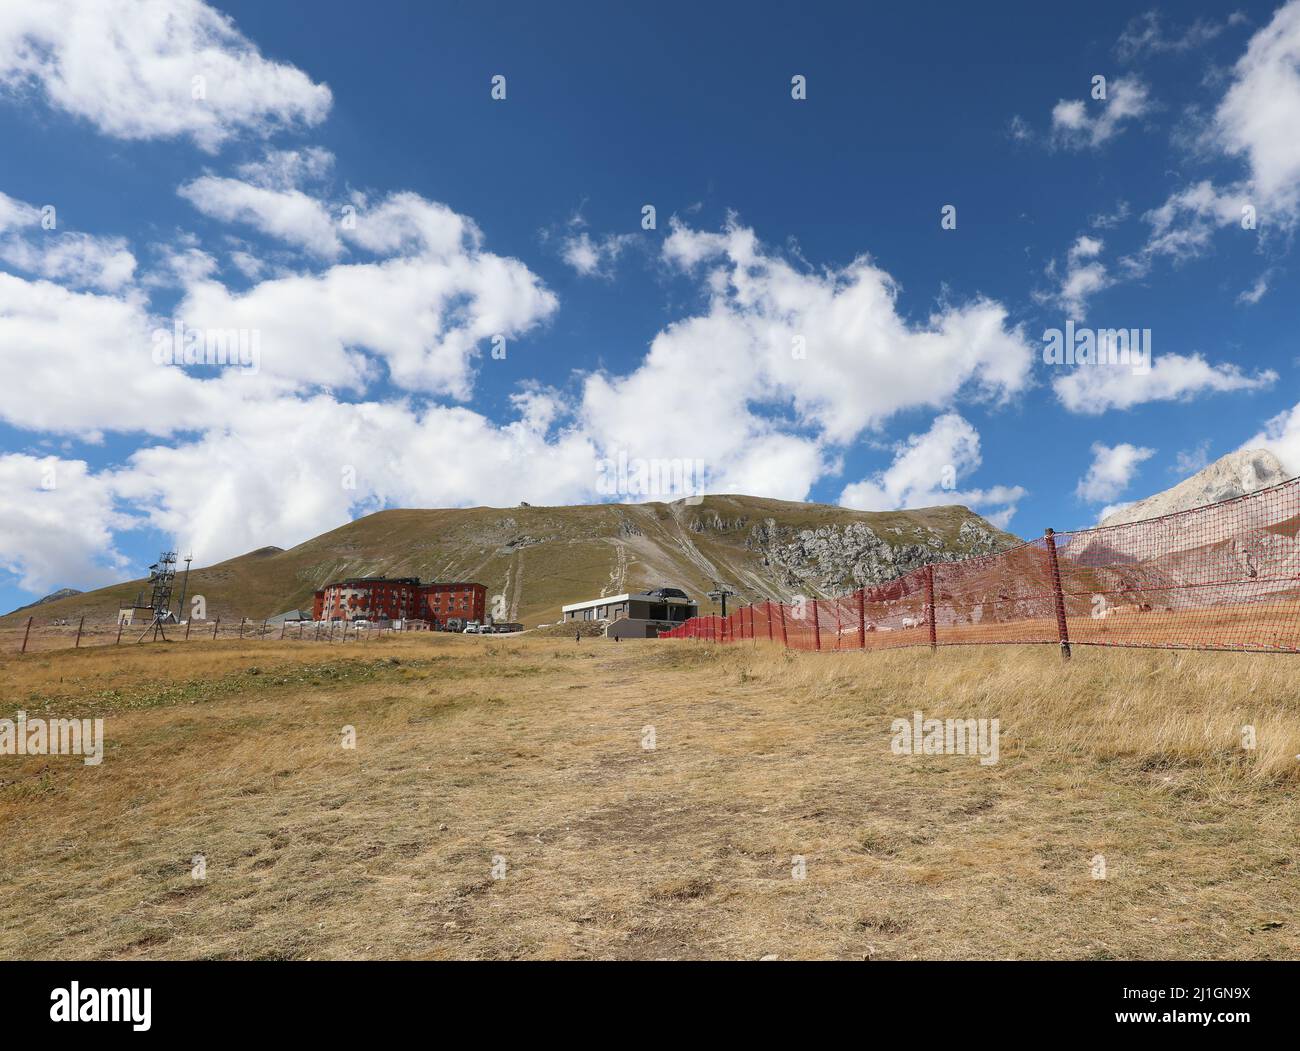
[659, 475, 1300, 654]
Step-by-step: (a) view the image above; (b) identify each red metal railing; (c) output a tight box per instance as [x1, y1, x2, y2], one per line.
[660, 474, 1300, 655]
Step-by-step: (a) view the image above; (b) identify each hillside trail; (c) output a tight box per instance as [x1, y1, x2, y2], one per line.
[506, 550, 524, 621]
[599, 542, 628, 598]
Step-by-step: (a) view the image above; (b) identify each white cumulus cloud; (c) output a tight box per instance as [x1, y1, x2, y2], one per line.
[1052, 352, 1276, 414]
[0, 0, 332, 151]
[1051, 77, 1151, 149]
[1076, 442, 1156, 504]
[839, 413, 1025, 527]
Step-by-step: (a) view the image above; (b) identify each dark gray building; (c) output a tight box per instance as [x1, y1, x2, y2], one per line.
[561, 588, 698, 638]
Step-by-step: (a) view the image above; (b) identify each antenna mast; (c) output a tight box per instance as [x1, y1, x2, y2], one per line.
[174, 552, 194, 623]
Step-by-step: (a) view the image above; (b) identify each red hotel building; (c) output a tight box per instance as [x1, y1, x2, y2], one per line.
[312, 577, 487, 627]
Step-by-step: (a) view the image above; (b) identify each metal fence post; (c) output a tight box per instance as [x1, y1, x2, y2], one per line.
[766, 600, 773, 642]
[925, 564, 937, 653]
[1044, 528, 1072, 660]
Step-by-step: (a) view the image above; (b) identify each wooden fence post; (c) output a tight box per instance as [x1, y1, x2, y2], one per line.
[812, 599, 822, 651]
[766, 600, 773, 642]
[925, 564, 937, 654]
[213, 617, 220, 640]
[778, 601, 788, 648]
[857, 588, 866, 649]
[75, 616, 84, 649]
[1044, 528, 1072, 660]
[20, 616, 33, 654]
[185, 617, 192, 641]
[116, 619, 124, 645]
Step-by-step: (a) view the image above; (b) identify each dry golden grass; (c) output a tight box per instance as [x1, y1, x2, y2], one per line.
[1, 634, 1297, 960]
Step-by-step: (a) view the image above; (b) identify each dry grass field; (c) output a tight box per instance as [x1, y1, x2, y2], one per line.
[1, 633, 1298, 960]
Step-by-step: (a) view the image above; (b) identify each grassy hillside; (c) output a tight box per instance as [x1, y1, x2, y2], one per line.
[1, 636, 1296, 959]
[3, 495, 1019, 629]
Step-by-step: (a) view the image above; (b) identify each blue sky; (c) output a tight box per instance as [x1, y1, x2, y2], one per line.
[1, 0, 1298, 613]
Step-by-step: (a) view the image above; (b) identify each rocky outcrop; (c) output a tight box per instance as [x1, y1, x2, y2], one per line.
[744, 516, 1011, 592]
[687, 513, 749, 533]
[958, 519, 1005, 553]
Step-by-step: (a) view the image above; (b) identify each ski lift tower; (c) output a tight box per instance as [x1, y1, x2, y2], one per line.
[706, 581, 736, 618]
[137, 550, 178, 642]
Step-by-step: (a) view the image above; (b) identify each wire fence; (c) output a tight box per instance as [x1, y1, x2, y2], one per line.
[661, 474, 1300, 656]
[4, 615, 427, 656]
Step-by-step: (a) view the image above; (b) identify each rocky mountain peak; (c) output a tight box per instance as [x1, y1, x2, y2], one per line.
[1101, 449, 1292, 527]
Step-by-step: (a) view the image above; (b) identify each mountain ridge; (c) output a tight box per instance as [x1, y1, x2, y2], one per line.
[3, 587, 83, 618]
[2, 494, 1019, 628]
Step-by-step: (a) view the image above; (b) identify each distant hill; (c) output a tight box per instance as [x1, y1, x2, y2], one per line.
[1, 496, 1020, 628]
[5, 587, 83, 617]
[1101, 449, 1292, 527]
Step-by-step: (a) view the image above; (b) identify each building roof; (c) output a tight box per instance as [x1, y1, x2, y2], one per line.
[561, 591, 697, 614]
[322, 577, 421, 588]
[318, 577, 484, 590]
